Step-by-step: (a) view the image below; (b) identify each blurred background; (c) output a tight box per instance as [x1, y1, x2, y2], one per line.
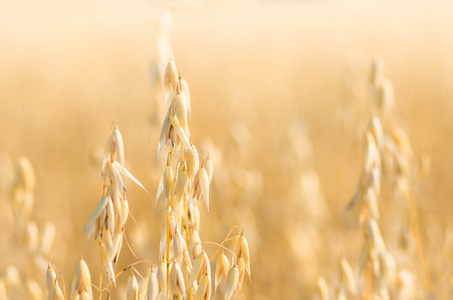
[1, 0, 453, 299]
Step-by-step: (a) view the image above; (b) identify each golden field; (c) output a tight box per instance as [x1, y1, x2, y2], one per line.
[0, 1, 453, 299]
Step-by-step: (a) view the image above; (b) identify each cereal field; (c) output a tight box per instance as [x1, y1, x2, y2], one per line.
[0, 1, 452, 299]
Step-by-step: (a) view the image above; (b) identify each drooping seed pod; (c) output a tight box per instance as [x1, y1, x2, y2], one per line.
[47, 270, 65, 300]
[236, 258, 245, 293]
[194, 275, 208, 300]
[40, 222, 56, 256]
[180, 77, 191, 118]
[126, 273, 139, 300]
[156, 261, 167, 292]
[201, 250, 211, 278]
[181, 261, 191, 290]
[215, 253, 230, 290]
[224, 266, 239, 300]
[100, 242, 115, 285]
[188, 204, 200, 232]
[4, 266, 21, 290]
[192, 166, 210, 213]
[70, 258, 93, 299]
[172, 163, 189, 206]
[169, 262, 186, 298]
[147, 268, 159, 300]
[158, 108, 173, 159]
[168, 116, 194, 155]
[315, 276, 328, 300]
[11, 157, 36, 225]
[172, 230, 191, 268]
[139, 273, 148, 300]
[359, 187, 379, 225]
[156, 162, 174, 206]
[367, 219, 385, 251]
[205, 274, 212, 300]
[238, 235, 251, 281]
[46, 262, 57, 291]
[15, 157, 36, 192]
[164, 57, 179, 92]
[189, 230, 203, 260]
[186, 145, 199, 182]
[26, 221, 39, 253]
[199, 167, 210, 214]
[338, 258, 357, 296]
[51, 285, 65, 300]
[102, 126, 125, 175]
[188, 252, 205, 289]
[173, 91, 188, 132]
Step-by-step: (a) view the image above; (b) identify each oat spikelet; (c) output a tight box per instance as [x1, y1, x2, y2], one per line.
[46, 262, 57, 291]
[224, 266, 239, 300]
[169, 262, 186, 298]
[156, 160, 173, 206]
[215, 253, 230, 291]
[180, 77, 191, 118]
[198, 167, 210, 213]
[164, 56, 178, 92]
[315, 276, 329, 300]
[338, 258, 357, 296]
[12, 157, 36, 224]
[70, 258, 92, 300]
[239, 235, 251, 281]
[40, 222, 56, 256]
[127, 273, 139, 300]
[147, 268, 159, 300]
[187, 251, 205, 289]
[172, 230, 192, 268]
[194, 275, 208, 300]
[46, 261, 64, 300]
[189, 230, 203, 260]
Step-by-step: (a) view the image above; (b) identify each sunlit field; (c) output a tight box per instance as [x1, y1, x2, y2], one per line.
[1, 1, 453, 299]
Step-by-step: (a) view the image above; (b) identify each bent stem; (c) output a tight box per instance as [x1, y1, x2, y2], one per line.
[209, 225, 243, 263]
[100, 260, 152, 293]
